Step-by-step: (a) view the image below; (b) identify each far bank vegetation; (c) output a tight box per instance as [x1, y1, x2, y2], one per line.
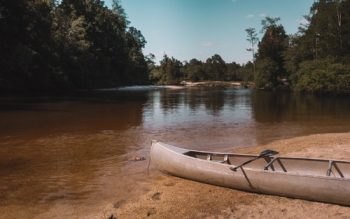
[150, 0, 350, 94]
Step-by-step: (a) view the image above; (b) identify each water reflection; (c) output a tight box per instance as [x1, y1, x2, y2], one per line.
[157, 88, 233, 116]
[143, 88, 350, 148]
[251, 91, 350, 124]
[0, 91, 149, 137]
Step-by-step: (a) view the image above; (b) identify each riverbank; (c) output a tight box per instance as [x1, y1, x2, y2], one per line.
[113, 132, 350, 218]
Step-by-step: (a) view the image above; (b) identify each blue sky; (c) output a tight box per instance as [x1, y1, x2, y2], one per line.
[105, 0, 314, 64]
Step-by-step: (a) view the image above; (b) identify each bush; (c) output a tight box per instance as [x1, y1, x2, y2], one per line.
[295, 59, 350, 94]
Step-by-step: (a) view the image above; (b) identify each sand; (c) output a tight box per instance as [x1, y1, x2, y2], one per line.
[112, 132, 350, 219]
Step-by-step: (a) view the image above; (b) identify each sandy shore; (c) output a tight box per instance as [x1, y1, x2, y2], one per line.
[111, 132, 350, 219]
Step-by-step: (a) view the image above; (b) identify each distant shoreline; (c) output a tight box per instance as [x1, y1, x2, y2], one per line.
[180, 81, 255, 88]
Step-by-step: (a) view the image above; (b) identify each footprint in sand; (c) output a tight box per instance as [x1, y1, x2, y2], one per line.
[151, 192, 161, 200]
[147, 208, 157, 216]
[164, 182, 176, 187]
[113, 200, 126, 209]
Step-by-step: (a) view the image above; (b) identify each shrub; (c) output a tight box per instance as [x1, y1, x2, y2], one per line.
[295, 59, 350, 94]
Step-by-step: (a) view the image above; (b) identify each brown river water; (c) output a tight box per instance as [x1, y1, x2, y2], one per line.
[0, 87, 350, 218]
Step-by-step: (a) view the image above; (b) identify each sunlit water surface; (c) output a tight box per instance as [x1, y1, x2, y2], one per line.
[0, 87, 350, 217]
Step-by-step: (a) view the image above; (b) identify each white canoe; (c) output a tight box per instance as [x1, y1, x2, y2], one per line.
[150, 141, 350, 206]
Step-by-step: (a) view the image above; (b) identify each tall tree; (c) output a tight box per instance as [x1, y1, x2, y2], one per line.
[245, 27, 259, 76]
[255, 16, 288, 88]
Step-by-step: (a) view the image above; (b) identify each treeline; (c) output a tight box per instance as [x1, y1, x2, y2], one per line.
[0, 0, 149, 92]
[285, 0, 350, 93]
[252, 0, 350, 93]
[1, 0, 349, 94]
[149, 54, 254, 84]
[151, 0, 350, 94]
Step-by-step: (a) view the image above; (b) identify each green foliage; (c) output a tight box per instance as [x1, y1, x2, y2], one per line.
[226, 62, 242, 81]
[150, 54, 253, 84]
[251, 1, 350, 94]
[305, 0, 349, 59]
[245, 27, 258, 76]
[0, 0, 149, 92]
[295, 59, 350, 94]
[254, 58, 279, 89]
[284, 0, 350, 94]
[256, 17, 288, 89]
[284, 34, 313, 83]
[204, 54, 227, 81]
[184, 59, 205, 82]
[235, 62, 254, 82]
[0, 0, 55, 90]
[149, 55, 183, 85]
[261, 17, 281, 32]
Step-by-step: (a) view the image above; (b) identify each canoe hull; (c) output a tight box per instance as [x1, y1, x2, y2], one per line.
[150, 142, 350, 206]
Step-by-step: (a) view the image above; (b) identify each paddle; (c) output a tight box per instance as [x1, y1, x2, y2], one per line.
[230, 149, 279, 171]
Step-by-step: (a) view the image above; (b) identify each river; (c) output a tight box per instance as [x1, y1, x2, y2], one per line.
[1, 87, 350, 218]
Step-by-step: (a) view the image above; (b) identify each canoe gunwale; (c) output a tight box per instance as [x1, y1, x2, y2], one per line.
[153, 141, 350, 165]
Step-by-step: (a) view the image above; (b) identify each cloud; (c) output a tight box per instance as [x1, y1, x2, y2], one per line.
[200, 41, 214, 48]
[259, 13, 267, 18]
[245, 14, 255, 19]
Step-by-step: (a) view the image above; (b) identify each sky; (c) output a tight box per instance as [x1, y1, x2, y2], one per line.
[105, 0, 315, 64]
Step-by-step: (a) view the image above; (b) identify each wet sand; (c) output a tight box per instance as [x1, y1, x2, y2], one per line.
[113, 132, 350, 219]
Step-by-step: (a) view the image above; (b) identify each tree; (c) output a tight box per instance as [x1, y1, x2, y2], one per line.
[156, 55, 183, 85]
[184, 59, 205, 82]
[295, 59, 350, 93]
[284, 0, 350, 93]
[226, 62, 241, 81]
[254, 58, 279, 89]
[261, 17, 281, 32]
[0, 0, 150, 92]
[255, 16, 288, 88]
[204, 54, 227, 81]
[0, 0, 55, 91]
[304, 0, 349, 60]
[237, 62, 254, 82]
[245, 28, 259, 75]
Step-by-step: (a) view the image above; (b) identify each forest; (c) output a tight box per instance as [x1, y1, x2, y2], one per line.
[0, 0, 150, 92]
[0, 0, 349, 93]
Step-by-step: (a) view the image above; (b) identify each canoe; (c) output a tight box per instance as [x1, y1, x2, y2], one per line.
[150, 141, 350, 206]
